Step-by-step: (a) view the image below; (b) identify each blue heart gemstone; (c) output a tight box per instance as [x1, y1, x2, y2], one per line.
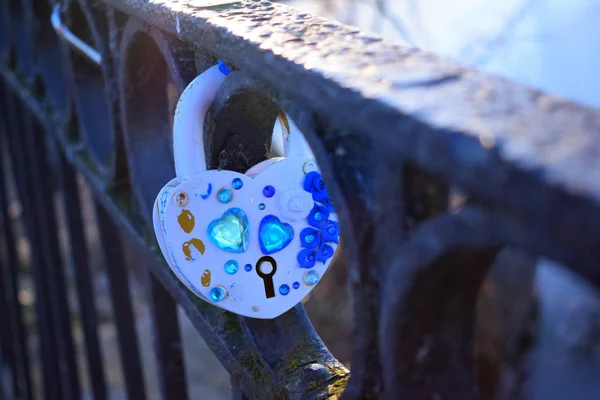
[259, 215, 294, 255]
[207, 208, 250, 253]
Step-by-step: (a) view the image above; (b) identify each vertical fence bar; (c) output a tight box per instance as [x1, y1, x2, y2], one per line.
[0, 213, 17, 399]
[3, 91, 64, 400]
[0, 83, 18, 400]
[22, 113, 81, 400]
[0, 144, 33, 400]
[147, 274, 188, 400]
[95, 204, 147, 399]
[59, 154, 108, 400]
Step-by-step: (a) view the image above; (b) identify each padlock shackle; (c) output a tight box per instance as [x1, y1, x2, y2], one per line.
[277, 113, 313, 158]
[173, 65, 312, 180]
[173, 65, 225, 180]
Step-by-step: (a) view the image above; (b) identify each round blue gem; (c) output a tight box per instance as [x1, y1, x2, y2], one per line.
[304, 270, 320, 286]
[224, 260, 239, 275]
[279, 284, 290, 296]
[209, 287, 226, 302]
[232, 178, 243, 190]
[308, 204, 330, 228]
[244, 263, 252, 272]
[316, 243, 334, 263]
[300, 227, 321, 249]
[322, 220, 340, 244]
[217, 188, 233, 204]
[263, 185, 275, 198]
[292, 282, 300, 289]
[297, 248, 316, 269]
[259, 203, 265, 210]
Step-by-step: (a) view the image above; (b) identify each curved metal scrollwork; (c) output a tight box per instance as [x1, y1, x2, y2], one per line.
[66, 0, 124, 180]
[380, 204, 599, 398]
[118, 17, 196, 221]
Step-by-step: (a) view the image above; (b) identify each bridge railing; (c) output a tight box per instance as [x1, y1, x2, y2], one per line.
[1, 0, 600, 399]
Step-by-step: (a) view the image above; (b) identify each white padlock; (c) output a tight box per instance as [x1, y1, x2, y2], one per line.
[153, 63, 340, 319]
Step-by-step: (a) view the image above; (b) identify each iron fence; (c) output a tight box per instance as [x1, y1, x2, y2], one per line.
[1, 0, 600, 399]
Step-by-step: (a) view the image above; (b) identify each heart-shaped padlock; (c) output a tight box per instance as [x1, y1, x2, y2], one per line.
[152, 64, 340, 319]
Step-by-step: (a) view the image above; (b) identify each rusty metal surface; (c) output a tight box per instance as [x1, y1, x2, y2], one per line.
[1, 0, 600, 399]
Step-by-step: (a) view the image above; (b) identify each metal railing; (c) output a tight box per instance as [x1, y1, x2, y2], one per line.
[1, 0, 600, 399]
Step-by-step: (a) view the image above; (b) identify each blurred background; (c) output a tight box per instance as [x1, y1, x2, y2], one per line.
[285, 0, 600, 109]
[3, 0, 600, 399]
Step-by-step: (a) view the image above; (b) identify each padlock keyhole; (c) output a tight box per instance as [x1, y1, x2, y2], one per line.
[256, 256, 277, 299]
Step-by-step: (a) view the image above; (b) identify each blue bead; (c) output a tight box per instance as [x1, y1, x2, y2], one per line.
[279, 284, 290, 296]
[321, 220, 340, 244]
[244, 263, 252, 272]
[304, 270, 320, 286]
[207, 208, 250, 253]
[263, 185, 275, 198]
[303, 171, 321, 192]
[316, 243, 334, 263]
[217, 188, 233, 204]
[232, 178, 243, 190]
[308, 204, 329, 228]
[300, 227, 321, 249]
[297, 248, 316, 269]
[209, 286, 226, 302]
[259, 203, 265, 210]
[304, 171, 329, 202]
[224, 260, 239, 274]
[218, 60, 232, 75]
[259, 215, 294, 255]
[292, 282, 300, 289]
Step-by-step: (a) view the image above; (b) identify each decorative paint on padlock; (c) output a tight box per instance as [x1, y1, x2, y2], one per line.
[201, 269, 211, 287]
[198, 183, 212, 199]
[152, 64, 341, 319]
[177, 210, 195, 233]
[182, 238, 205, 261]
[153, 182, 207, 300]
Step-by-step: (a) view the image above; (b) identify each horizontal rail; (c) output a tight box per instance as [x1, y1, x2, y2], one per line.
[107, 0, 600, 197]
[101, 0, 600, 270]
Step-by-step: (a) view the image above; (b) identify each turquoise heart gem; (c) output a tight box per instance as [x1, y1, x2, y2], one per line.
[259, 215, 294, 255]
[207, 208, 250, 253]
